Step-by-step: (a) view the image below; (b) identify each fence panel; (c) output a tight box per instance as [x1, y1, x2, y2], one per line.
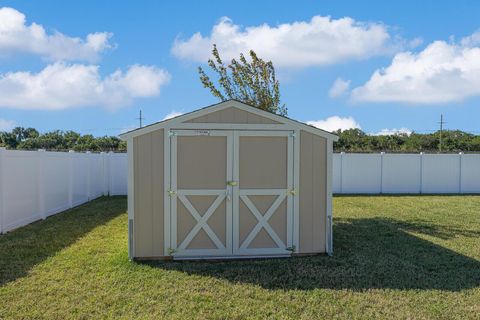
[332, 154, 342, 193]
[71, 153, 89, 207]
[382, 154, 421, 193]
[421, 154, 460, 194]
[2, 150, 40, 232]
[108, 153, 128, 196]
[341, 153, 382, 194]
[89, 153, 105, 199]
[461, 154, 480, 193]
[43, 152, 71, 217]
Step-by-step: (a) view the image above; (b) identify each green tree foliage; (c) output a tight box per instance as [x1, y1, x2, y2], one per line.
[334, 128, 480, 153]
[198, 44, 287, 116]
[0, 127, 126, 152]
[1, 127, 479, 153]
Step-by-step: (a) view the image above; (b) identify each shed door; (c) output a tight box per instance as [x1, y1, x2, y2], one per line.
[170, 130, 233, 257]
[169, 130, 294, 257]
[233, 131, 294, 255]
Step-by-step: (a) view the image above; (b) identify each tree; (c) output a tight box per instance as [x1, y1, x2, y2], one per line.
[198, 44, 287, 116]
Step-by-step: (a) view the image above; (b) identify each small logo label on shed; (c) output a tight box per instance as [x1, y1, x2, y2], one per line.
[195, 130, 210, 136]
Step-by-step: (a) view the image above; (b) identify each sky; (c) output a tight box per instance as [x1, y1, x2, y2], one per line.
[0, 0, 479, 136]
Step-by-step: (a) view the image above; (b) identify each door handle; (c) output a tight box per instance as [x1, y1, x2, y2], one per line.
[227, 181, 238, 186]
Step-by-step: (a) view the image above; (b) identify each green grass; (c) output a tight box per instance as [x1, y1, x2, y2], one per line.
[0, 195, 479, 319]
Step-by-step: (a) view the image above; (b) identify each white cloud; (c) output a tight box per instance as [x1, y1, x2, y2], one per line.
[0, 7, 113, 61]
[329, 78, 351, 97]
[0, 118, 16, 131]
[0, 62, 171, 110]
[162, 111, 183, 121]
[352, 32, 480, 104]
[307, 116, 361, 132]
[371, 128, 412, 136]
[172, 16, 395, 68]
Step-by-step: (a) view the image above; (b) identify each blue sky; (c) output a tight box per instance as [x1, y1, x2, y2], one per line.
[0, 0, 479, 136]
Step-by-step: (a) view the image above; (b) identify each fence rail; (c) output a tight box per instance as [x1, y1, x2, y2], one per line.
[333, 152, 480, 194]
[0, 148, 127, 233]
[1, 149, 479, 233]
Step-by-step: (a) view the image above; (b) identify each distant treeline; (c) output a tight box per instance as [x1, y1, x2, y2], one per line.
[1, 127, 479, 153]
[0, 127, 126, 152]
[334, 129, 480, 153]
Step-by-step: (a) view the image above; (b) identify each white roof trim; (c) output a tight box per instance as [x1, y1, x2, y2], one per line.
[119, 100, 339, 141]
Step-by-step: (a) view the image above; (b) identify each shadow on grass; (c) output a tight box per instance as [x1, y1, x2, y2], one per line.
[144, 217, 480, 291]
[0, 196, 125, 287]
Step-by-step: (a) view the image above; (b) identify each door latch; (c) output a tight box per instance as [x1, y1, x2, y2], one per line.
[167, 189, 176, 197]
[227, 181, 238, 186]
[286, 245, 296, 252]
[167, 248, 176, 255]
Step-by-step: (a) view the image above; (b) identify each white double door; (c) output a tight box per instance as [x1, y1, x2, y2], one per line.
[170, 130, 295, 257]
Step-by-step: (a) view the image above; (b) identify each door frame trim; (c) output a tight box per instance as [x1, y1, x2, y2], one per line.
[166, 129, 299, 258]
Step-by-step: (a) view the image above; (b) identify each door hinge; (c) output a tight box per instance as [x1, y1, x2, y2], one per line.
[287, 189, 297, 196]
[289, 132, 296, 138]
[167, 189, 176, 197]
[286, 245, 296, 252]
[167, 248, 176, 255]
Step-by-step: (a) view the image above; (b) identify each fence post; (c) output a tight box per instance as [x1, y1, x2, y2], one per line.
[380, 152, 385, 194]
[459, 152, 463, 194]
[419, 152, 424, 194]
[37, 149, 46, 219]
[68, 150, 74, 208]
[86, 151, 91, 201]
[0, 147, 5, 234]
[340, 152, 344, 194]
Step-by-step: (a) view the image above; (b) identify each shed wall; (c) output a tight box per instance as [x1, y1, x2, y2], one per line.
[133, 130, 164, 257]
[299, 131, 327, 253]
[132, 126, 329, 258]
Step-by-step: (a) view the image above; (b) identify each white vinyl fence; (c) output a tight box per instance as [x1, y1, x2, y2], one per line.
[333, 152, 480, 194]
[1, 149, 479, 233]
[0, 148, 127, 233]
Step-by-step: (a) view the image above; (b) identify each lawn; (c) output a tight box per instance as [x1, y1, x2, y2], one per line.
[0, 196, 479, 319]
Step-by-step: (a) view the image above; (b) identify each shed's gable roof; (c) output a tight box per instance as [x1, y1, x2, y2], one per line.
[119, 100, 338, 141]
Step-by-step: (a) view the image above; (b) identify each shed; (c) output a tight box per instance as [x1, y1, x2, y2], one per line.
[119, 100, 338, 260]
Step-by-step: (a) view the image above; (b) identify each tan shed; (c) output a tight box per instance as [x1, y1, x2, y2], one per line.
[120, 100, 338, 260]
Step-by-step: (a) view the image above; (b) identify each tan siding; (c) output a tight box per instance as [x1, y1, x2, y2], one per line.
[299, 131, 327, 253]
[151, 130, 164, 256]
[185, 107, 280, 124]
[134, 129, 164, 257]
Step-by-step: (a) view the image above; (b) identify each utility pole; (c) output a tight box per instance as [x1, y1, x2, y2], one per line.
[438, 114, 446, 153]
[136, 110, 145, 128]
